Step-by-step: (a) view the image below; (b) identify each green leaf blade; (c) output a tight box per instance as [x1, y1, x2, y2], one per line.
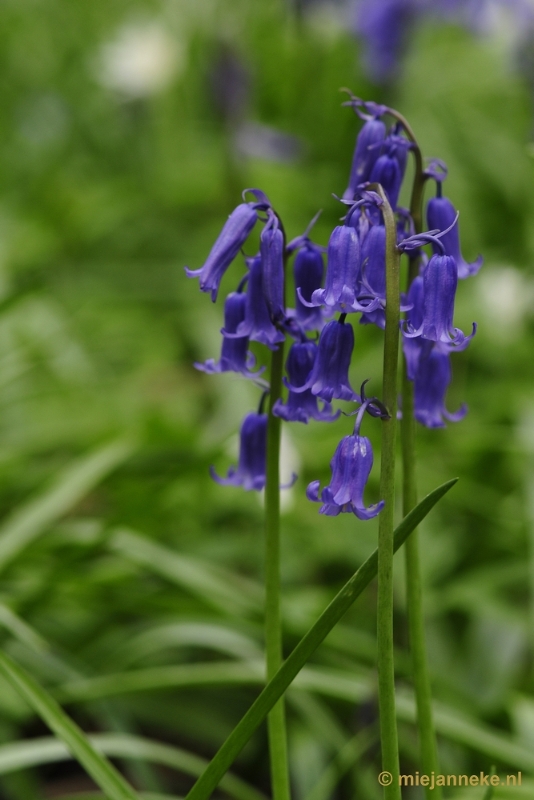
[0, 650, 140, 800]
[0, 439, 133, 574]
[184, 478, 458, 800]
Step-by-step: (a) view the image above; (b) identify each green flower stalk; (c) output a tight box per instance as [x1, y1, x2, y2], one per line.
[375, 185, 402, 800]
[400, 117, 443, 799]
[264, 339, 291, 800]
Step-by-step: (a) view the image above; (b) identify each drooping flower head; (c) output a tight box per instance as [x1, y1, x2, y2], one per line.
[185, 189, 270, 301]
[273, 340, 340, 424]
[399, 225, 476, 347]
[292, 243, 325, 331]
[402, 273, 425, 380]
[413, 340, 467, 428]
[351, 0, 521, 84]
[420, 255, 477, 346]
[195, 290, 264, 378]
[426, 186, 483, 279]
[359, 223, 386, 328]
[210, 411, 268, 491]
[288, 317, 358, 403]
[343, 112, 387, 202]
[225, 256, 285, 351]
[306, 393, 386, 519]
[368, 132, 411, 210]
[260, 210, 285, 319]
[302, 224, 360, 313]
[301, 200, 382, 315]
[351, 0, 417, 84]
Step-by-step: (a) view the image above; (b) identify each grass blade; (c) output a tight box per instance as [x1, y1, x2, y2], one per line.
[0, 439, 133, 573]
[57, 659, 534, 773]
[0, 650, 140, 800]
[109, 623, 262, 670]
[184, 478, 457, 800]
[0, 733, 266, 800]
[47, 795, 182, 800]
[109, 529, 262, 617]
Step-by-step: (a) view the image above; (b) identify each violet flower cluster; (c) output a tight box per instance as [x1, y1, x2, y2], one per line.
[186, 96, 480, 517]
[351, 0, 534, 84]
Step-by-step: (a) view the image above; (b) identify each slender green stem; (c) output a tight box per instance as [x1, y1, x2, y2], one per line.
[264, 340, 290, 800]
[376, 186, 402, 800]
[401, 143, 442, 797]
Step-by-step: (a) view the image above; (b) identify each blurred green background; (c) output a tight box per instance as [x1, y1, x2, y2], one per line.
[0, 1, 534, 798]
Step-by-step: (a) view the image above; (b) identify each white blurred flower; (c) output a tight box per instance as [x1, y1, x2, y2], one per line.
[279, 427, 301, 513]
[476, 265, 534, 339]
[96, 21, 185, 98]
[257, 426, 301, 513]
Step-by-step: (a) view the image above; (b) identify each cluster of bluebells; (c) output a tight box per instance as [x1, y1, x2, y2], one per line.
[186, 97, 480, 520]
[351, 0, 534, 84]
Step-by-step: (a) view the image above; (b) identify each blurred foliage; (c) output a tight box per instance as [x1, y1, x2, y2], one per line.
[0, 0, 533, 798]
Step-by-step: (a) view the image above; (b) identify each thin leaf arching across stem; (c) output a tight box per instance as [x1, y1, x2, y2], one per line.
[184, 479, 457, 800]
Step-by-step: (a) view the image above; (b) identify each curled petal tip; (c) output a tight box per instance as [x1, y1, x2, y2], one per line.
[185, 266, 203, 278]
[306, 480, 321, 502]
[354, 499, 385, 521]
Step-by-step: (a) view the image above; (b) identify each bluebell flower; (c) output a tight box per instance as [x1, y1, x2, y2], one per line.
[359, 223, 386, 328]
[288, 318, 358, 402]
[413, 340, 467, 428]
[292, 243, 325, 331]
[343, 116, 387, 202]
[225, 256, 285, 350]
[352, 0, 416, 84]
[273, 341, 340, 423]
[346, 204, 374, 240]
[402, 274, 425, 379]
[195, 291, 264, 378]
[426, 192, 483, 279]
[368, 134, 411, 210]
[260, 212, 285, 319]
[300, 225, 381, 315]
[399, 223, 477, 347]
[418, 254, 476, 346]
[210, 412, 268, 491]
[306, 399, 384, 519]
[185, 203, 259, 301]
[351, 0, 518, 84]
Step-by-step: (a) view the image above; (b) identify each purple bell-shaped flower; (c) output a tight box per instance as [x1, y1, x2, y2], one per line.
[195, 291, 264, 378]
[300, 226, 381, 315]
[426, 193, 483, 279]
[402, 274, 425, 379]
[185, 203, 258, 301]
[306, 399, 384, 519]
[287, 318, 358, 403]
[226, 256, 285, 350]
[420, 254, 476, 346]
[273, 341, 340, 423]
[293, 243, 325, 331]
[359, 223, 387, 328]
[343, 116, 386, 202]
[402, 253, 476, 347]
[210, 412, 268, 491]
[260, 212, 285, 319]
[413, 341, 467, 428]
[368, 135, 410, 210]
[352, 0, 416, 84]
